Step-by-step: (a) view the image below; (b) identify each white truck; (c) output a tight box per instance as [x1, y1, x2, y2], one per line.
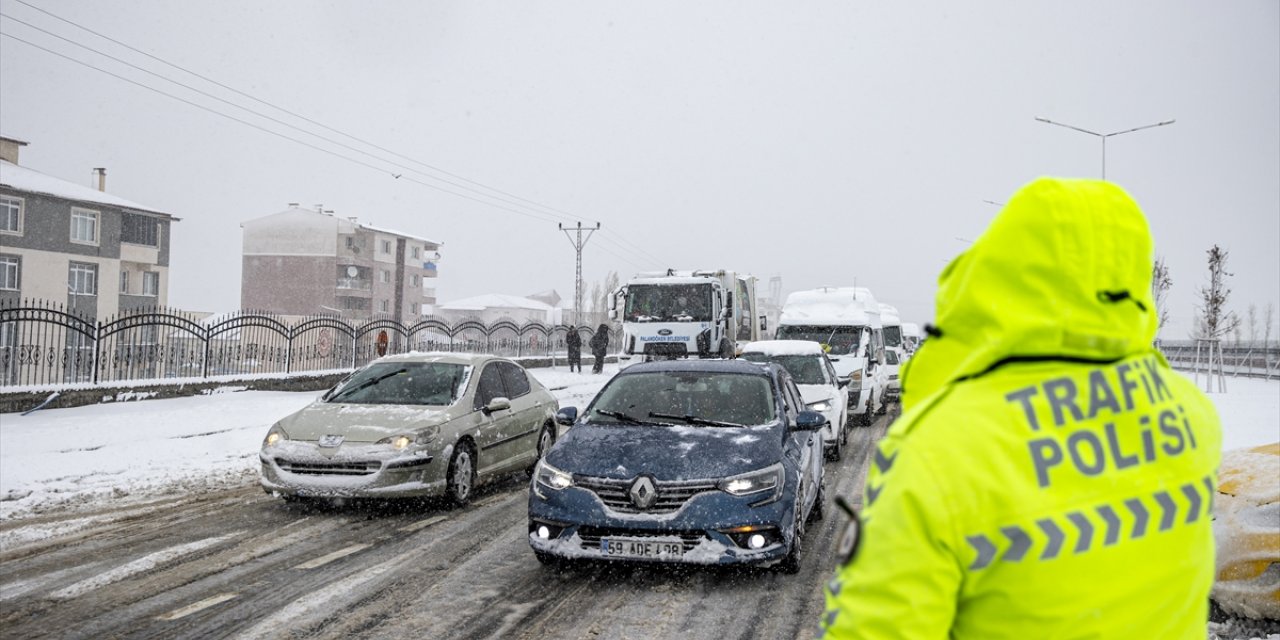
[774, 287, 888, 426]
[878, 303, 905, 402]
[609, 269, 763, 367]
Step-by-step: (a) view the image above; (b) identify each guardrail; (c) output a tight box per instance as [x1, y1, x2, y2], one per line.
[0, 299, 619, 389]
[1160, 341, 1279, 381]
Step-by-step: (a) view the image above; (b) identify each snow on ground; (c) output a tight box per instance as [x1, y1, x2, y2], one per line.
[0, 365, 618, 525]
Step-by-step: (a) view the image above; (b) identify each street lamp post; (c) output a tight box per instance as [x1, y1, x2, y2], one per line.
[1034, 117, 1175, 179]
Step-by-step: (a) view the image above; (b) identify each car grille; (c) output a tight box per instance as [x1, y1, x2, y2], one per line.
[275, 458, 379, 476]
[576, 526, 706, 551]
[575, 476, 717, 514]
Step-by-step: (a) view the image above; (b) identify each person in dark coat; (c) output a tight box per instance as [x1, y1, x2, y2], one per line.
[589, 324, 610, 374]
[565, 325, 582, 372]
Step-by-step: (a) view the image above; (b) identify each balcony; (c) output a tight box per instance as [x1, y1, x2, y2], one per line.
[336, 278, 371, 290]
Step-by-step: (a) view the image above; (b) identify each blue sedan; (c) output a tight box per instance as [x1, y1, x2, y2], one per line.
[527, 359, 826, 573]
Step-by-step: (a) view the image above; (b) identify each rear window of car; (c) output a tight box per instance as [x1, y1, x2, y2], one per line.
[740, 354, 826, 385]
[586, 371, 776, 427]
[328, 362, 468, 406]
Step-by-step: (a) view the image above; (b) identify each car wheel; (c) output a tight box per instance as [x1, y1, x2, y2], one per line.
[877, 392, 888, 415]
[840, 409, 850, 445]
[527, 422, 555, 476]
[807, 480, 826, 523]
[859, 396, 873, 426]
[778, 507, 805, 574]
[446, 442, 476, 507]
[826, 425, 844, 462]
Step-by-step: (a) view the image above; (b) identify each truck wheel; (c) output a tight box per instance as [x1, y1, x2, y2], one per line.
[859, 396, 873, 426]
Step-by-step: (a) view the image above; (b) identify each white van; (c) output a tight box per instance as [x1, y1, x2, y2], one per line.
[775, 287, 888, 426]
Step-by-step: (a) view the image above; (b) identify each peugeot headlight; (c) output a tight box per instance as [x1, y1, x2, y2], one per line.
[534, 460, 574, 492]
[718, 463, 784, 505]
[263, 424, 288, 448]
[806, 400, 832, 413]
[377, 435, 413, 450]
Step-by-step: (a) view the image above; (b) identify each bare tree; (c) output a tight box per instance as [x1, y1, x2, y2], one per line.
[1265, 303, 1275, 348]
[1151, 255, 1173, 334]
[1197, 245, 1240, 339]
[1247, 304, 1259, 346]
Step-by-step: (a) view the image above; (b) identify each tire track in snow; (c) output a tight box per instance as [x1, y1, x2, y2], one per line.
[50, 532, 242, 599]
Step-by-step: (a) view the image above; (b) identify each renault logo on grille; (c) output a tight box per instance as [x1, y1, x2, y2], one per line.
[629, 476, 658, 509]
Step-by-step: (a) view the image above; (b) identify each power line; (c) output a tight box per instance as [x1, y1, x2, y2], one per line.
[7, 0, 673, 267]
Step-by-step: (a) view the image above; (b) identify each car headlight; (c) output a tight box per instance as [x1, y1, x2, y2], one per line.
[718, 463, 784, 506]
[806, 400, 832, 413]
[263, 424, 288, 448]
[377, 435, 413, 450]
[534, 460, 574, 492]
[848, 369, 863, 390]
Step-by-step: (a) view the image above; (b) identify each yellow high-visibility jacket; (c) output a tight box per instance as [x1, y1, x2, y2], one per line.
[820, 178, 1222, 639]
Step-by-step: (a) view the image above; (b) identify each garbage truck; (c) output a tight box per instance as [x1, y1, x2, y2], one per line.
[609, 269, 763, 367]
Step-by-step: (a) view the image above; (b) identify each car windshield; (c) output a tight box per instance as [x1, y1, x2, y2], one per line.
[624, 284, 712, 322]
[883, 325, 903, 349]
[328, 362, 469, 405]
[586, 371, 776, 427]
[740, 354, 826, 385]
[775, 325, 862, 354]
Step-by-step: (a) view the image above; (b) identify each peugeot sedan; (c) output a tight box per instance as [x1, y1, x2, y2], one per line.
[527, 359, 826, 573]
[260, 352, 559, 505]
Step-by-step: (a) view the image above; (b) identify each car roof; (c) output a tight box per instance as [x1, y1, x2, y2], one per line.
[621, 358, 777, 377]
[740, 340, 826, 356]
[369, 351, 497, 366]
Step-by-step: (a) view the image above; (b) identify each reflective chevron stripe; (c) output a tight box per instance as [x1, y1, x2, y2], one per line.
[962, 475, 1214, 571]
[873, 448, 898, 474]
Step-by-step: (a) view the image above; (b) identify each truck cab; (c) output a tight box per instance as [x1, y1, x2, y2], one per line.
[611, 270, 762, 368]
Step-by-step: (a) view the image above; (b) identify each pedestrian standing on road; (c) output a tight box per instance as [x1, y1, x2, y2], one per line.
[565, 325, 582, 373]
[819, 177, 1222, 639]
[589, 324, 610, 374]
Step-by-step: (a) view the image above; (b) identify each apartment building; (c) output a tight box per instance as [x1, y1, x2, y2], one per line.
[0, 136, 179, 318]
[241, 204, 440, 324]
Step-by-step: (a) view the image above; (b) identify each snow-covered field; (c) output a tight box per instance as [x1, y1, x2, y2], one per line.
[0, 365, 618, 521]
[2, 368, 1276, 522]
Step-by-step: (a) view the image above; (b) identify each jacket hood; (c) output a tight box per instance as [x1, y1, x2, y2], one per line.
[901, 177, 1158, 411]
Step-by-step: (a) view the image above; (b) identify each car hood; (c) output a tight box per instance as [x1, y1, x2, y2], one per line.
[277, 400, 455, 443]
[546, 422, 785, 481]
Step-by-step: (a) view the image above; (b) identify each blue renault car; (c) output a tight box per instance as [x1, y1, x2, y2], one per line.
[527, 359, 826, 573]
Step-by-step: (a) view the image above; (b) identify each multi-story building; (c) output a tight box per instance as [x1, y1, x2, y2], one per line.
[0, 136, 179, 318]
[241, 204, 440, 324]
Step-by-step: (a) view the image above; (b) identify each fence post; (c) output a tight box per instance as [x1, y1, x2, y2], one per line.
[91, 319, 102, 385]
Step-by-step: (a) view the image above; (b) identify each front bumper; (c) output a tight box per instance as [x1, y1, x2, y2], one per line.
[528, 476, 796, 567]
[259, 442, 443, 499]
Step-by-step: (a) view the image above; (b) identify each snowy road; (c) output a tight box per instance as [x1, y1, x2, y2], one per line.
[0, 414, 890, 639]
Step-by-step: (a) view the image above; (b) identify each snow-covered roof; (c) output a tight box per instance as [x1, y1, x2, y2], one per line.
[627, 276, 719, 286]
[0, 160, 171, 216]
[438, 294, 553, 312]
[902, 322, 922, 338]
[359, 222, 440, 246]
[740, 340, 826, 356]
[780, 288, 873, 326]
[878, 303, 901, 324]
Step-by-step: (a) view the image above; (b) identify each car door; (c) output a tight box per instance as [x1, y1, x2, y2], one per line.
[781, 372, 819, 517]
[471, 362, 519, 476]
[495, 360, 543, 469]
[823, 355, 848, 419]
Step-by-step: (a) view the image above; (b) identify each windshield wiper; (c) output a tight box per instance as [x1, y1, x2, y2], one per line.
[648, 412, 746, 428]
[330, 368, 407, 401]
[595, 410, 646, 425]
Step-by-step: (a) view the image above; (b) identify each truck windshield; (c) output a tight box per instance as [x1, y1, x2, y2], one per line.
[775, 325, 862, 354]
[625, 284, 712, 322]
[883, 325, 903, 349]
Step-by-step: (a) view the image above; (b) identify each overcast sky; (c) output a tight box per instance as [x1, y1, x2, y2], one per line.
[1, 1, 1276, 339]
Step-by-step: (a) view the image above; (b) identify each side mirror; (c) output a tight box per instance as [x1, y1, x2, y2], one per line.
[607, 292, 617, 311]
[556, 407, 579, 426]
[608, 309, 618, 321]
[838, 379, 850, 389]
[759, 315, 768, 331]
[484, 397, 511, 414]
[793, 410, 826, 432]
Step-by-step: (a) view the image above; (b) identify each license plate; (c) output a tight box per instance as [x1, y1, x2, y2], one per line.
[599, 536, 683, 559]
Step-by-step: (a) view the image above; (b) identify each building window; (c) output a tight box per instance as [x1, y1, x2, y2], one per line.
[121, 212, 159, 246]
[411, 246, 420, 260]
[142, 272, 159, 296]
[381, 239, 392, 254]
[379, 269, 390, 283]
[0, 196, 22, 234]
[69, 262, 97, 295]
[0, 255, 19, 290]
[411, 274, 420, 287]
[345, 236, 354, 248]
[379, 299, 390, 312]
[120, 270, 129, 293]
[71, 208, 100, 245]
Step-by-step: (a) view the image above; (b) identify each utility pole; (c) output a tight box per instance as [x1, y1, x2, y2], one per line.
[559, 222, 600, 324]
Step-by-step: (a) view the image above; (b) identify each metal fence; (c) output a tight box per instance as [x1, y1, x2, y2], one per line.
[1160, 340, 1280, 381]
[0, 300, 620, 388]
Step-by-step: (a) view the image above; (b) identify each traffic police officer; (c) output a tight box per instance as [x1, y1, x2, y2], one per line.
[820, 177, 1222, 638]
